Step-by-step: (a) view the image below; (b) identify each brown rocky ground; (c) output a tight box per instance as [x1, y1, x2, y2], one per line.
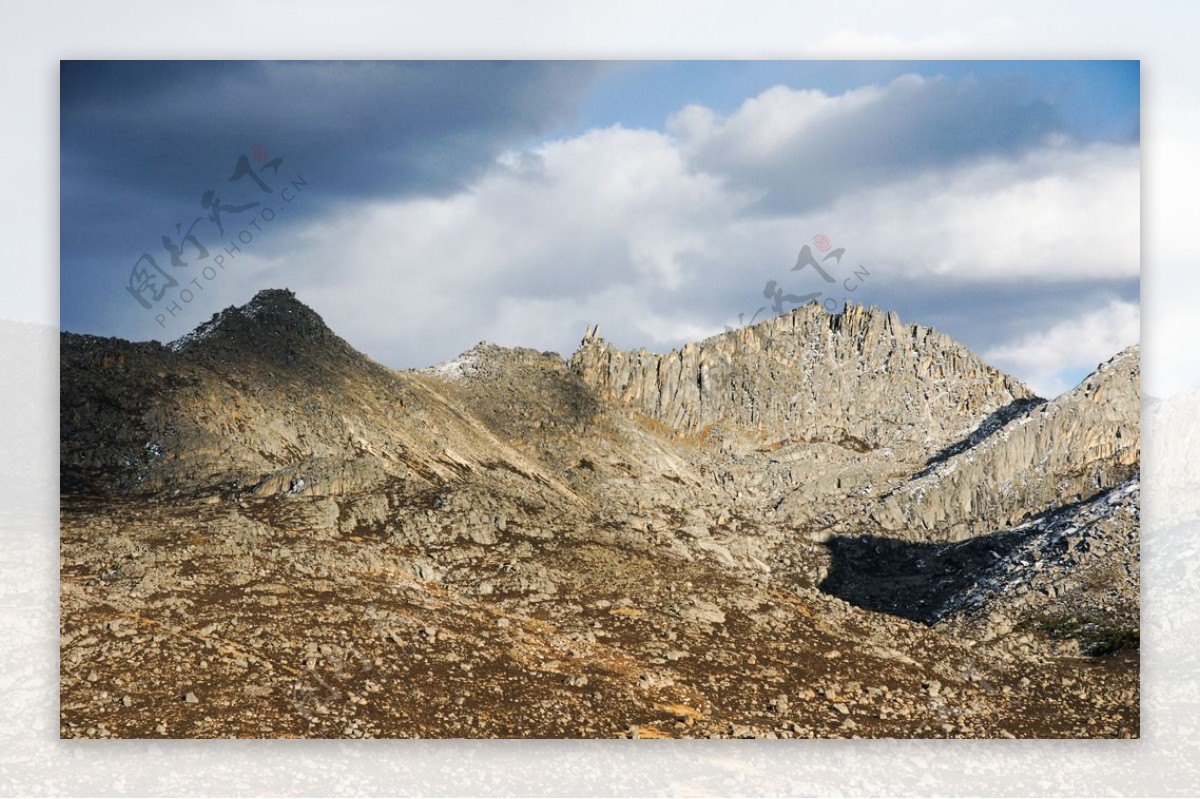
[59, 289, 1140, 738]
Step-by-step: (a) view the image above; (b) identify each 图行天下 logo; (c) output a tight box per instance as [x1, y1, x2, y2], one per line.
[726, 233, 871, 331]
[123, 145, 309, 328]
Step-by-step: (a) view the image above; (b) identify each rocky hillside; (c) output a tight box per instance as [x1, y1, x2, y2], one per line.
[571, 302, 1037, 459]
[60, 290, 575, 503]
[869, 346, 1140, 539]
[59, 289, 1141, 739]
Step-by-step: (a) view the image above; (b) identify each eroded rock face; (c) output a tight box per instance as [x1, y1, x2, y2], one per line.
[570, 302, 1037, 460]
[59, 289, 1141, 739]
[870, 346, 1140, 539]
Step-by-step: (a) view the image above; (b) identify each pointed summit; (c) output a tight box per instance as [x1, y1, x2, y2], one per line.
[167, 288, 350, 364]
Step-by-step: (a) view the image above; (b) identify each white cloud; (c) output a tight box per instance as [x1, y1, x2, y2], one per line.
[821, 142, 1139, 283]
[664, 74, 1085, 217]
[669, 81, 889, 166]
[983, 299, 1140, 398]
[277, 125, 754, 362]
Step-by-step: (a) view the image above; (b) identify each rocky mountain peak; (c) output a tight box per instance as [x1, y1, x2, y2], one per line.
[868, 342, 1140, 539]
[571, 301, 1036, 458]
[422, 341, 507, 381]
[167, 288, 351, 365]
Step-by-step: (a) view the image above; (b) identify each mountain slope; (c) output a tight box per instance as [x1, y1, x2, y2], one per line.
[59, 288, 1141, 739]
[869, 346, 1140, 539]
[60, 290, 577, 504]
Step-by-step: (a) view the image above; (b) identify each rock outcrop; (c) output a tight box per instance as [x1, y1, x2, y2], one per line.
[870, 346, 1140, 539]
[570, 302, 1037, 460]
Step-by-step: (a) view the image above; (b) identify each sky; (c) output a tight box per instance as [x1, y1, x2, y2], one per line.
[60, 60, 1140, 399]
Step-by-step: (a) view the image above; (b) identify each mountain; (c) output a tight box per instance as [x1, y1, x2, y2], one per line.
[59, 289, 1140, 740]
[572, 302, 1036, 458]
[61, 290, 574, 500]
[869, 345, 1140, 539]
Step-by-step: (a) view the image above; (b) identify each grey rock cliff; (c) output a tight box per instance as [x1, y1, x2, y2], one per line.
[570, 302, 1037, 460]
[869, 346, 1139, 539]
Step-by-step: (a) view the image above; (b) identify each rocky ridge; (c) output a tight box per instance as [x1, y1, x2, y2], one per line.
[570, 302, 1037, 459]
[869, 346, 1140, 539]
[61, 291, 575, 503]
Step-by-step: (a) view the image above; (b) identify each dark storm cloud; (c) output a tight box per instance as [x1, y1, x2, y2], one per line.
[60, 60, 606, 332]
[61, 60, 604, 203]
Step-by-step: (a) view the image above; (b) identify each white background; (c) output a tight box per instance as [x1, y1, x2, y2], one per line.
[3, 0, 1199, 795]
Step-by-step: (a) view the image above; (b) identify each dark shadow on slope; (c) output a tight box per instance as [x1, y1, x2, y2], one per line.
[817, 529, 1039, 624]
[910, 397, 1047, 481]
